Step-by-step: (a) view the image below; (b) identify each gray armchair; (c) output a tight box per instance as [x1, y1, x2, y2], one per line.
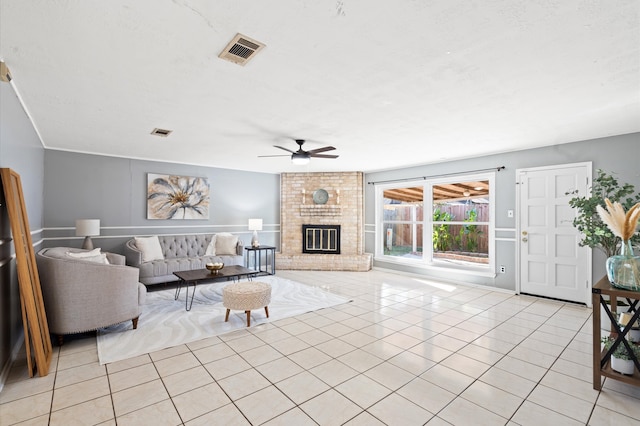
[36, 247, 146, 345]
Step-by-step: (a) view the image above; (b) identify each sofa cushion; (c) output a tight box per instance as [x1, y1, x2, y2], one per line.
[215, 233, 238, 255]
[139, 257, 205, 278]
[205, 234, 217, 256]
[135, 236, 164, 262]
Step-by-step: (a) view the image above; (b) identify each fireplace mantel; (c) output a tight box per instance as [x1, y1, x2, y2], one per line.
[299, 205, 342, 216]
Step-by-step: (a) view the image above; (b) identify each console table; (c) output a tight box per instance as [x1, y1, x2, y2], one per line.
[592, 275, 640, 390]
[245, 245, 276, 275]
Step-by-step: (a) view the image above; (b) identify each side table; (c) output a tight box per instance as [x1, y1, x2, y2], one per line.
[592, 275, 640, 390]
[245, 245, 276, 275]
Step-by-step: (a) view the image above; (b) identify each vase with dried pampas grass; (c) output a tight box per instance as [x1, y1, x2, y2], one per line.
[597, 199, 640, 290]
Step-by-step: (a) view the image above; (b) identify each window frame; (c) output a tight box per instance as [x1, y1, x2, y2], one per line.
[375, 172, 496, 276]
[377, 180, 425, 262]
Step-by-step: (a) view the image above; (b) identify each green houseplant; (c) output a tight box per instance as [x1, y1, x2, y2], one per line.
[601, 336, 640, 375]
[568, 169, 640, 258]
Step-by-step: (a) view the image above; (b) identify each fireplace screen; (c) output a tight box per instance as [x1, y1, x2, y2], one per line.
[302, 224, 341, 254]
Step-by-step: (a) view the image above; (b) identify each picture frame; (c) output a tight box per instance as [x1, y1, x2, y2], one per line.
[147, 173, 210, 220]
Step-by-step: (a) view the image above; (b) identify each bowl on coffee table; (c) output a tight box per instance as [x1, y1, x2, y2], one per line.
[206, 262, 224, 274]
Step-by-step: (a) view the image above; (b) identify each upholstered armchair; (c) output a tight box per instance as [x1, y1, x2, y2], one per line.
[36, 247, 146, 345]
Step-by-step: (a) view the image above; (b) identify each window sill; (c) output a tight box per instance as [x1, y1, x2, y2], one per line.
[374, 255, 497, 278]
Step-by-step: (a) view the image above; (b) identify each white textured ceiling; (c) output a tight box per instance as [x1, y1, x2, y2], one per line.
[1, 1, 639, 174]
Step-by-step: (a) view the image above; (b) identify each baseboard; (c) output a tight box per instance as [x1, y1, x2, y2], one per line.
[372, 266, 516, 295]
[0, 331, 25, 393]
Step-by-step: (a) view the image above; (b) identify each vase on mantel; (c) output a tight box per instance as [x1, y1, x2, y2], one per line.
[606, 240, 640, 291]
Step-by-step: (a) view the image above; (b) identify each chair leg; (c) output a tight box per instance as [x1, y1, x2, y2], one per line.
[264, 306, 269, 318]
[57, 335, 64, 346]
[225, 309, 231, 322]
[245, 310, 251, 327]
[132, 316, 139, 329]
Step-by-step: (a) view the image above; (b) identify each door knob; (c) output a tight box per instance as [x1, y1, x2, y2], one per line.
[522, 237, 528, 242]
[522, 231, 528, 236]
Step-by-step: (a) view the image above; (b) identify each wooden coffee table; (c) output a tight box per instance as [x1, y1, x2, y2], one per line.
[173, 265, 257, 311]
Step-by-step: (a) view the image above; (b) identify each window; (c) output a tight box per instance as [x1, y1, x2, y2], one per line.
[376, 173, 494, 274]
[431, 178, 490, 268]
[381, 186, 424, 259]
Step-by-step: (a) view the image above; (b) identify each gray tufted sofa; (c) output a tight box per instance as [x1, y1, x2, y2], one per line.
[124, 234, 244, 285]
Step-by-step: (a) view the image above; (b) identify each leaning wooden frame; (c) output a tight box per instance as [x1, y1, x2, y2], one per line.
[1, 168, 52, 377]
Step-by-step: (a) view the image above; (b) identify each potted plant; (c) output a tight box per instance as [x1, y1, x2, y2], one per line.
[567, 169, 640, 258]
[568, 170, 640, 326]
[602, 336, 640, 375]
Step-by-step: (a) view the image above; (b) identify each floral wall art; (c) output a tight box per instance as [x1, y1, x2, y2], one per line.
[147, 173, 210, 219]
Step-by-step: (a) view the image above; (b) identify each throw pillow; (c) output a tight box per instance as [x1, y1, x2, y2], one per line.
[135, 236, 165, 262]
[67, 248, 101, 258]
[66, 248, 109, 264]
[205, 234, 217, 256]
[215, 233, 238, 255]
[91, 254, 109, 264]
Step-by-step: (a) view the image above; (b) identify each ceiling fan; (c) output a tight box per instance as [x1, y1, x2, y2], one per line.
[259, 139, 339, 165]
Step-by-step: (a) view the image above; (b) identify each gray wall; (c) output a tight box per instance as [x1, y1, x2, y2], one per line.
[0, 82, 45, 387]
[42, 151, 281, 254]
[364, 133, 640, 291]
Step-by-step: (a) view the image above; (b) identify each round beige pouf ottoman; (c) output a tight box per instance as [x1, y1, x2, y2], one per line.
[223, 281, 272, 327]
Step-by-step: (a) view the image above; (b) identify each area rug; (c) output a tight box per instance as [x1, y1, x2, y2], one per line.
[96, 275, 350, 365]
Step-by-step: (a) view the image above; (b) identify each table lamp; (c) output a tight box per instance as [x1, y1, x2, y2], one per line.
[75, 219, 100, 250]
[248, 218, 263, 247]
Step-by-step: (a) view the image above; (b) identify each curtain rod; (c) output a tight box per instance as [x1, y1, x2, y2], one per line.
[367, 166, 505, 185]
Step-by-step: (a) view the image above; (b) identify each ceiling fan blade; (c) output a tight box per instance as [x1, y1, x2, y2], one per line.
[309, 154, 339, 159]
[306, 146, 336, 155]
[274, 145, 295, 154]
[257, 154, 290, 158]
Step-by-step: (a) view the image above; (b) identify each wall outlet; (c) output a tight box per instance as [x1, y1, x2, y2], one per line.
[507, 210, 514, 218]
[499, 265, 506, 273]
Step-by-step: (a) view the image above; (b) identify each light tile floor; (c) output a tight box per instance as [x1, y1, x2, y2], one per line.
[1, 269, 639, 425]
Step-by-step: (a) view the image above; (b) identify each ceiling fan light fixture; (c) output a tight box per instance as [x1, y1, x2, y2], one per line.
[258, 139, 337, 164]
[291, 153, 310, 165]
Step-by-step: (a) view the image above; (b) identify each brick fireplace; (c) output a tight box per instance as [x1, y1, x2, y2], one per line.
[276, 172, 372, 271]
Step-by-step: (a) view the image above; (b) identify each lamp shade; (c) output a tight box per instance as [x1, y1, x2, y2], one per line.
[248, 218, 262, 248]
[75, 219, 100, 237]
[248, 219, 263, 231]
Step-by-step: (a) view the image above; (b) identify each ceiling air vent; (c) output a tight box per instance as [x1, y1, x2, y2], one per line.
[218, 33, 265, 66]
[151, 128, 172, 137]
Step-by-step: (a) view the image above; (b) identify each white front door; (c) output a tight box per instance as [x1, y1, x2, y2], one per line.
[517, 163, 592, 305]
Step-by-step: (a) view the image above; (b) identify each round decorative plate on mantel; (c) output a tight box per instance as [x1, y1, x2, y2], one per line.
[312, 189, 329, 205]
